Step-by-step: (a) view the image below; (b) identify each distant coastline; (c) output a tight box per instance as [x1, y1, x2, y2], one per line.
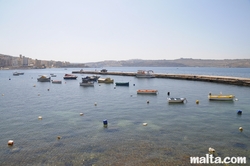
[85, 58, 250, 68]
[1, 53, 250, 68]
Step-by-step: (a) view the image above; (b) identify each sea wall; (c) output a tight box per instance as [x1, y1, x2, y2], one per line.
[72, 71, 250, 86]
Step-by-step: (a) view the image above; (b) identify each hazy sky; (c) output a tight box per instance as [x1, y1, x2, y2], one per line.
[1, 0, 250, 63]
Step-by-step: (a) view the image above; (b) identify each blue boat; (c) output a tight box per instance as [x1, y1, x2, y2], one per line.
[115, 82, 129, 86]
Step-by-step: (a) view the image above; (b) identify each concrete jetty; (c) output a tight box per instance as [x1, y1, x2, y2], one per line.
[72, 70, 250, 86]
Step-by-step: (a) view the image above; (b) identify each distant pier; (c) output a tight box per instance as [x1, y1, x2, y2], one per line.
[72, 70, 250, 87]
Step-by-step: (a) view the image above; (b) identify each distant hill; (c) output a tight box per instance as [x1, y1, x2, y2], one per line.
[85, 58, 250, 68]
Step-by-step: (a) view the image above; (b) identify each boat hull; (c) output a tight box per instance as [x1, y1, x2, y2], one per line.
[52, 81, 62, 84]
[80, 82, 94, 86]
[208, 95, 235, 101]
[137, 89, 158, 94]
[167, 98, 186, 103]
[98, 78, 114, 84]
[115, 82, 129, 86]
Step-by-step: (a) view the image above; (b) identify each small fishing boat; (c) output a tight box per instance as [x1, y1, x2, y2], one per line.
[167, 97, 187, 103]
[80, 81, 94, 86]
[80, 77, 94, 86]
[52, 80, 62, 84]
[136, 70, 155, 78]
[13, 72, 19, 76]
[137, 89, 158, 94]
[13, 72, 24, 76]
[208, 93, 235, 101]
[98, 77, 114, 84]
[115, 82, 129, 86]
[37, 75, 51, 82]
[63, 74, 77, 79]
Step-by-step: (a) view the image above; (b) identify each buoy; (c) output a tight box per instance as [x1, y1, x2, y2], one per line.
[103, 119, 108, 126]
[239, 127, 243, 132]
[167, 92, 170, 96]
[133, 84, 135, 86]
[57, 136, 61, 139]
[208, 147, 215, 153]
[143, 123, 148, 126]
[2, 94, 4, 96]
[94, 102, 97, 106]
[47, 88, 50, 91]
[237, 110, 242, 115]
[114, 87, 116, 89]
[38, 94, 40, 96]
[196, 100, 199, 104]
[33, 84, 36, 87]
[38, 116, 42, 119]
[8, 140, 14, 146]
[147, 100, 149, 104]
[80, 113, 84, 116]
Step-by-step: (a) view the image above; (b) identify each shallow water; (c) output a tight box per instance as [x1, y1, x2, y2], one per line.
[0, 67, 249, 165]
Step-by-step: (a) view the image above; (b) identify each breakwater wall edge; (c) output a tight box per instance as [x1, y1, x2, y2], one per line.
[72, 71, 250, 87]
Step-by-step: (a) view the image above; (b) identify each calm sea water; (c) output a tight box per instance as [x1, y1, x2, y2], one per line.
[0, 67, 250, 166]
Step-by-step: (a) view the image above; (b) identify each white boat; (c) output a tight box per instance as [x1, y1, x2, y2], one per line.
[136, 70, 155, 78]
[208, 93, 235, 101]
[137, 89, 158, 94]
[37, 75, 51, 82]
[80, 82, 94, 86]
[167, 97, 187, 103]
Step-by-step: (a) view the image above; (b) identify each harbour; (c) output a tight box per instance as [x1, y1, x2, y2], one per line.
[1, 67, 250, 165]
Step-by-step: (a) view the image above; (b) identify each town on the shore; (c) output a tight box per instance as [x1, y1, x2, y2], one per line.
[0, 54, 87, 69]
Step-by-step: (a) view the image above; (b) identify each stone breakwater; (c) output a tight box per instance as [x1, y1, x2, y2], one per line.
[72, 71, 250, 86]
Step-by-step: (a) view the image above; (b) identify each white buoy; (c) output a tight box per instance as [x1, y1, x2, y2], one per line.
[94, 102, 97, 106]
[38, 116, 42, 119]
[239, 127, 243, 131]
[8, 140, 14, 145]
[80, 113, 84, 116]
[208, 147, 215, 153]
[33, 84, 36, 87]
[143, 123, 148, 126]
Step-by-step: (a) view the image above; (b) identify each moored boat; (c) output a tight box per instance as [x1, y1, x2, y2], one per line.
[167, 97, 187, 103]
[115, 82, 129, 86]
[98, 77, 114, 84]
[208, 93, 235, 101]
[13, 72, 24, 76]
[63, 74, 77, 79]
[136, 70, 155, 78]
[80, 77, 94, 86]
[37, 75, 51, 82]
[52, 80, 62, 84]
[137, 89, 158, 94]
[80, 81, 94, 86]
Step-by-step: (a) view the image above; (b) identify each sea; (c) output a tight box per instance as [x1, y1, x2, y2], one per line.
[0, 67, 250, 166]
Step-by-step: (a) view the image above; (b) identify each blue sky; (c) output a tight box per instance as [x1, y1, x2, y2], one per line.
[0, 0, 250, 63]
